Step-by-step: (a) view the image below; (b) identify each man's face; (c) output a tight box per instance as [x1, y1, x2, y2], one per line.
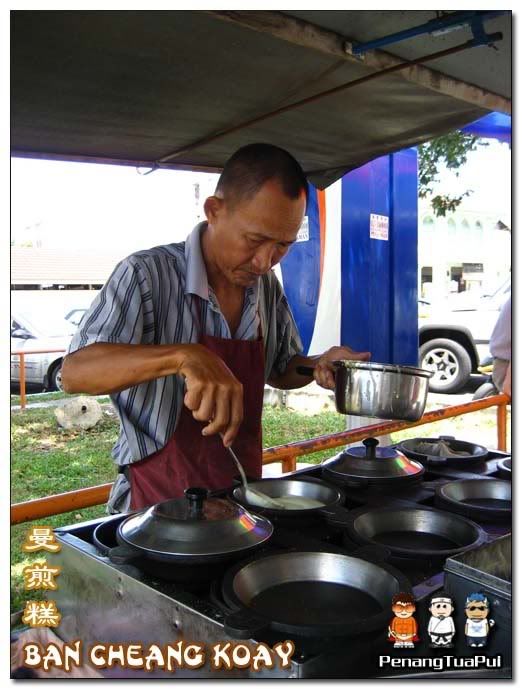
[466, 601, 489, 620]
[204, 179, 306, 287]
[429, 600, 454, 618]
[392, 601, 416, 618]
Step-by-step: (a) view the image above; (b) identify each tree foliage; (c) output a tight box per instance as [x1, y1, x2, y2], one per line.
[418, 131, 487, 217]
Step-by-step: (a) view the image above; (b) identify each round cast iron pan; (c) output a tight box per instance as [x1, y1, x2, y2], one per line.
[435, 479, 511, 522]
[219, 547, 411, 639]
[342, 505, 488, 561]
[497, 457, 512, 480]
[232, 476, 351, 526]
[93, 514, 243, 586]
[397, 435, 489, 466]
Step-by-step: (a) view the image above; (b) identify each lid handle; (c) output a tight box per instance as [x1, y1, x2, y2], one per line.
[362, 437, 379, 460]
[184, 487, 208, 517]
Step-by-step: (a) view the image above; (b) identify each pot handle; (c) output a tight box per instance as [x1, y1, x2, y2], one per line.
[107, 545, 140, 565]
[223, 610, 270, 639]
[296, 366, 315, 376]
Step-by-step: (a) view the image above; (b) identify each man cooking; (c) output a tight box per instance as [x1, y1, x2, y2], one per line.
[62, 143, 370, 513]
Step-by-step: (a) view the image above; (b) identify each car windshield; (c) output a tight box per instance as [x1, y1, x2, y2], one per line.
[15, 309, 78, 337]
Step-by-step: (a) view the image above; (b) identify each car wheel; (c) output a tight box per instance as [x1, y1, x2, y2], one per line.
[48, 361, 64, 392]
[472, 381, 498, 401]
[420, 338, 472, 393]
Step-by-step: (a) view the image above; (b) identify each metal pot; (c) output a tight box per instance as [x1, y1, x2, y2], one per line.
[220, 549, 411, 639]
[298, 361, 432, 420]
[106, 488, 273, 571]
[344, 506, 487, 560]
[435, 479, 511, 522]
[398, 435, 489, 465]
[322, 437, 425, 488]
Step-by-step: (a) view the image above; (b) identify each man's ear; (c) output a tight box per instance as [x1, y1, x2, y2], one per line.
[204, 195, 224, 223]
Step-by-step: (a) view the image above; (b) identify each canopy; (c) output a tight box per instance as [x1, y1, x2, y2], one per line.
[461, 112, 512, 145]
[11, 10, 511, 188]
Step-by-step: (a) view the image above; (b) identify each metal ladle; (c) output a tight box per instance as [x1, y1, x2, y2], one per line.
[224, 444, 282, 509]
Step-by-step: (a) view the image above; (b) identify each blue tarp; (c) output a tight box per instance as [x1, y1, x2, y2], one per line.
[461, 112, 511, 145]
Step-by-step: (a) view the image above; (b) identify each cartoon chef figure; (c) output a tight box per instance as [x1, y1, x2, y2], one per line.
[464, 593, 495, 648]
[427, 593, 456, 648]
[388, 592, 419, 648]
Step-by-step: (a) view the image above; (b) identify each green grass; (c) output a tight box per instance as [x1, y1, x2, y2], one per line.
[10, 391, 110, 406]
[11, 390, 68, 405]
[11, 407, 119, 612]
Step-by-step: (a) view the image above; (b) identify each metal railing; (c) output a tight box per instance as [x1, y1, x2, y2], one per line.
[11, 394, 509, 525]
[11, 348, 66, 409]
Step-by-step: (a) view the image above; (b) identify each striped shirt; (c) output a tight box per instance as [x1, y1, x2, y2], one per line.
[68, 222, 303, 468]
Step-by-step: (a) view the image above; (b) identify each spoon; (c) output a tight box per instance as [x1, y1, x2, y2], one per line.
[224, 444, 282, 509]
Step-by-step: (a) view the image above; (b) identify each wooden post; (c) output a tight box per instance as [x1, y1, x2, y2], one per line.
[11, 483, 113, 525]
[19, 353, 26, 410]
[497, 400, 508, 451]
[281, 455, 297, 474]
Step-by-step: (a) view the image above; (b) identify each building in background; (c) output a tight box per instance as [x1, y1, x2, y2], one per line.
[418, 202, 511, 303]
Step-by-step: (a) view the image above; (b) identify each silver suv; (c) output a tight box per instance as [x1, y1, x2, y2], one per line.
[419, 278, 511, 393]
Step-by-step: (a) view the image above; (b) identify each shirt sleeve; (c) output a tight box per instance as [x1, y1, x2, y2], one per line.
[68, 256, 154, 354]
[489, 295, 511, 361]
[264, 272, 303, 379]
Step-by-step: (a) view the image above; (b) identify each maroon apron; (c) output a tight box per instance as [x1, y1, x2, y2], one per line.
[129, 299, 265, 510]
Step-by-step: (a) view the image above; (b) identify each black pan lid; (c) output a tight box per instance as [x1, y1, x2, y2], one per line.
[323, 437, 424, 482]
[118, 487, 273, 558]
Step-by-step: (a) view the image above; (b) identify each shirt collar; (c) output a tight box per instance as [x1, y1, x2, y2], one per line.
[184, 221, 260, 308]
[184, 222, 210, 300]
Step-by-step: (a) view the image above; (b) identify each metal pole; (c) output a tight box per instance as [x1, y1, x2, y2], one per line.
[19, 353, 26, 410]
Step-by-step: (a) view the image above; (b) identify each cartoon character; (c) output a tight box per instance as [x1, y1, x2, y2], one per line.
[464, 593, 495, 648]
[427, 593, 455, 648]
[388, 592, 419, 648]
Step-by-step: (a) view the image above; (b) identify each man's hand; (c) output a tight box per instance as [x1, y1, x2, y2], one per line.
[178, 344, 244, 447]
[313, 345, 371, 390]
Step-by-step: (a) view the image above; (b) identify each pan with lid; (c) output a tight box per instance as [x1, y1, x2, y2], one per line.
[322, 437, 424, 488]
[97, 488, 273, 581]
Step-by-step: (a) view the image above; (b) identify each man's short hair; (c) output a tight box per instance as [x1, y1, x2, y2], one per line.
[466, 592, 489, 606]
[392, 592, 415, 606]
[215, 143, 308, 208]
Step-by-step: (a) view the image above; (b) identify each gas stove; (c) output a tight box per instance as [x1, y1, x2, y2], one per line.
[49, 450, 511, 679]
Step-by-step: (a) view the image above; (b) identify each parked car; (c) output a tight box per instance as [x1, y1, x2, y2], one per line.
[65, 308, 88, 327]
[11, 309, 78, 391]
[419, 278, 511, 393]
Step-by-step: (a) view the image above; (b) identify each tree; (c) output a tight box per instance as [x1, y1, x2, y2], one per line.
[418, 131, 488, 217]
